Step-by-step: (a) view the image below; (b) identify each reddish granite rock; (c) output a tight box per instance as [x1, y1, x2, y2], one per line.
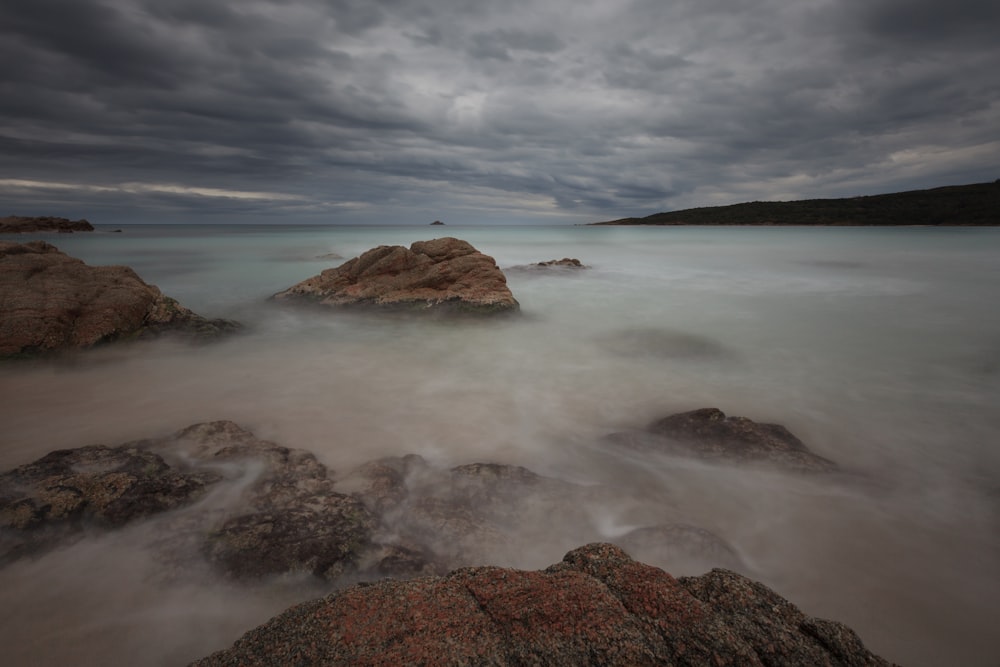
[0, 215, 94, 233]
[0, 241, 240, 357]
[607, 407, 838, 473]
[191, 543, 895, 666]
[273, 237, 519, 314]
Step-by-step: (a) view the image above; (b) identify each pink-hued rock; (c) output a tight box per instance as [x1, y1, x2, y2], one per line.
[191, 543, 895, 667]
[273, 237, 519, 314]
[0, 241, 239, 357]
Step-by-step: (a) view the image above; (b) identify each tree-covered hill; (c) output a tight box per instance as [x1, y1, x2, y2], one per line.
[591, 181, 999, 226]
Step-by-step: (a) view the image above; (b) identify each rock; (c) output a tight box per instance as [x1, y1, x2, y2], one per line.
[191, 543, 895, 667]
[272, 237, 519, 314]
[0, 216, 94, 233]
[152, 421, 379, 581]
[615, 523, 746, 572]
[0, 241, 241, 357]
[0, 421, 379, 581]
[535, 257, 586, 268]
[430, 220, 445, 225]
[341, 455, 585, 572]
[507, 257, 589, 272]
[0, 444, 221, 564]
[606, 408, 838, 473]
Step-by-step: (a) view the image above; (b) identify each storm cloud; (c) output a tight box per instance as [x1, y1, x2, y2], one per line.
[1, 0, 997, 224]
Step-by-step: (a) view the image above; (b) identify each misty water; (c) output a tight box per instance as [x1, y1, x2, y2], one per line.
[2, 224, 999, 666]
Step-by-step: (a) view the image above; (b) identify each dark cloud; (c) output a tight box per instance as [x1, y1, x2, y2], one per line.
[0, 0, 997, 224]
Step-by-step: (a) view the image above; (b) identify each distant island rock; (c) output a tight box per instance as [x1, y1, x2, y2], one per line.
[0, 215, 94, 233]
[591, 180, 1000, 226]
[430, 220, 445, 225]
[192, 542, 894, 667]
[0, 241, 241, 358]
[273, 237, 519, 314]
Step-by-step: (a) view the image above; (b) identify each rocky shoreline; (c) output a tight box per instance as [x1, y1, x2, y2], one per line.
[0, 240, 240, 358]
[0, 416, 895, 665]
[0, 236, 901, 664]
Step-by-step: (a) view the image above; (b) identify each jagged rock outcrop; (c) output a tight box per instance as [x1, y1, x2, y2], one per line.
[0, 215, 94, 233]
[191, 543, 894, 667]
[273, 237, 519, 314]
[0, 241, 241, 357]
[606, 407, 837, 473]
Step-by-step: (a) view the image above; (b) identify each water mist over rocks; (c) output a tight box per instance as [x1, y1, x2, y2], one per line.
[1, 224, 999, 666]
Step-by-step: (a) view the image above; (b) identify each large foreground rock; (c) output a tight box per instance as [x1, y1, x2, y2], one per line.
[191, 543, 894, 667]
[607, 407, 838, 473]
[0, 241, 240, 357]
[273, 237, 519, 314]
[0, 215, 94, 233]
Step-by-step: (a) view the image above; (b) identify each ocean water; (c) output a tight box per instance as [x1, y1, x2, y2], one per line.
[1, 224, 999, 666]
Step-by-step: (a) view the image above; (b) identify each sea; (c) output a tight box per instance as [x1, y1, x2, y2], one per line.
[2, 223, 998, 666]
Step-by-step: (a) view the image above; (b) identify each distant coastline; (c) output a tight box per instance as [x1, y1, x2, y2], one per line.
[0, 216, 94, 233]
[589, 181, 1000, 226]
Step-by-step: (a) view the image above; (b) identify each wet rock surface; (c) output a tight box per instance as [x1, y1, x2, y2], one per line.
[0, 241, 241, 357]
[1, 421, 750, 582]
[508, 257, 589, 271]
[607, 407, 838, 473]
[0, 444, 220, 564]
[0, 215, 94, 233]
[191, 543, 894, 667]
[135, 421, 379, 581]
[0, 422, 378, 580]
[272, 237, 519, 314]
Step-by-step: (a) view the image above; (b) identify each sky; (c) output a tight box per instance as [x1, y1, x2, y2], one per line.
[1, 0, 998, 225]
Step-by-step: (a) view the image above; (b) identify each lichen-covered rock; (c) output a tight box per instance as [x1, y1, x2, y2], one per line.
[191, 543, 895, 667]
[273, 237, 519, 314]
[607, 407, 837, 473]
[0, 444, 220, 564]
[0, 241, 240, 357]
[0, 421, 379, 581]
[151, 421, 378, 581]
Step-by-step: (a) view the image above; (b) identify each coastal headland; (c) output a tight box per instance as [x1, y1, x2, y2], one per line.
[590, 180, 999, 226]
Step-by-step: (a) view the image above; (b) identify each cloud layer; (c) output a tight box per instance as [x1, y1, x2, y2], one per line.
[2, 0, 998, 224]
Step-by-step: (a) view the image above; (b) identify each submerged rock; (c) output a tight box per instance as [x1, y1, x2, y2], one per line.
[0, 421, 378, 580]
[606, 407, 837, 473]
[0, 444, 220, 564]
[616, 523, 746, 573]
[144, 421, 378, 581]
[507, 257, 589, 273]
[273, 237, 519, 314]
[0, 215, 94, 233]
[191, 543, 894, 667]
[0, 241, 241, 357]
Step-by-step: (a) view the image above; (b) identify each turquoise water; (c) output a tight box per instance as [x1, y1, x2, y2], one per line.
[2, 224, 999, 665]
